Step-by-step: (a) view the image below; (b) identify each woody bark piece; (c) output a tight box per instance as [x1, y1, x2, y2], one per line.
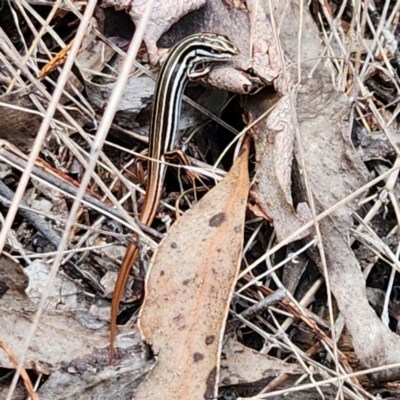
[243, 90, 312, 241]
[296, 76, 400, 382]
[104, 0, 284, 93]
[262, 0, 400, 381]
[163, 0, 280, 93]
[101, 0, 206, 64]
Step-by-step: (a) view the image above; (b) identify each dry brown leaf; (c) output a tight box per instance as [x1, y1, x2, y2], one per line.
[0, 90, 43, 152]
[219, 338, 302, 386]
[75, 23, 115, 82]
[0, 256, 118, 374]
[39, 38, 77, 79]
[133, 138, 250, 400]
[38, 330, 150, 400]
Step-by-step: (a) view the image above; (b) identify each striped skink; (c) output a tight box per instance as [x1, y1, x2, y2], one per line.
[110, 33, 239, 360]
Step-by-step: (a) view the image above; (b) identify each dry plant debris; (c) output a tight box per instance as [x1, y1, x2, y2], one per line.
[0, 255, 114, 373]
[133, 137, 249, 400]
[1, 0, 400, 399]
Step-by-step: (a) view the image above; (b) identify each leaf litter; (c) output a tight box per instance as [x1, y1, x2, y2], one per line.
[132, 137, 250, 400]
[1, 0, 400, 399]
